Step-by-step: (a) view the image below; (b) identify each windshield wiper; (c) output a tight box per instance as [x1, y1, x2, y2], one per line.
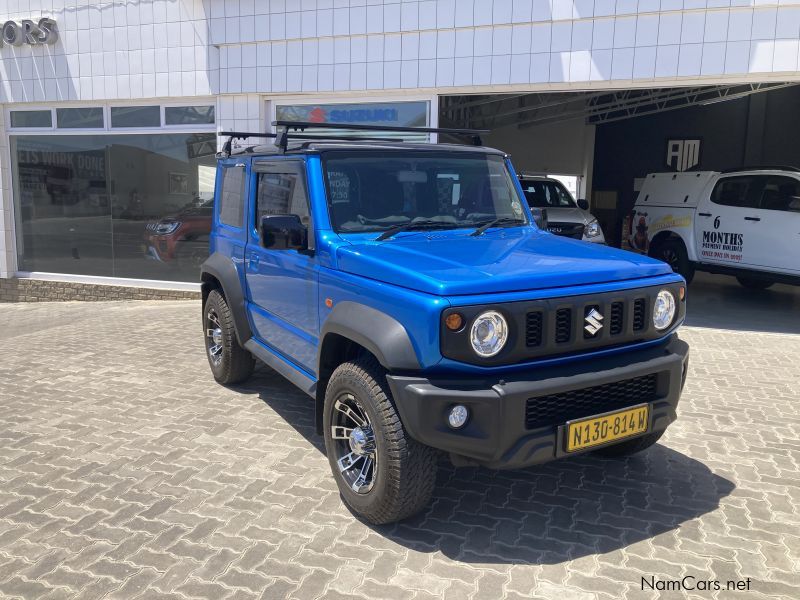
[375, 220, 457, 241]
[470, 217, 525, 236]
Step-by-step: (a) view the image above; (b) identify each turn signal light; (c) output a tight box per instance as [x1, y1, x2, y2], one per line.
[679, 286, 686, 301]
[445, 313, 464, 331]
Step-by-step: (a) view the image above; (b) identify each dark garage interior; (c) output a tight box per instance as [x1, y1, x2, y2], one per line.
[440, 82, 800, 246]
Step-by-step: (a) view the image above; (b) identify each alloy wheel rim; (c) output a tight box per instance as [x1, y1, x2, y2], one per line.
[206, 309, 224, 366]
[331, 392, 376, 494]
[662, 248, 679, 271]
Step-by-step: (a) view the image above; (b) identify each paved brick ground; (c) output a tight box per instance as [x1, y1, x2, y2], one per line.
[1, 289, 799, 599]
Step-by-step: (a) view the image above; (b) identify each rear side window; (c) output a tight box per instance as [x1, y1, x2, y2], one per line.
[759, 176, 800, 213]
[219, 166, 245, 228]
[710, 176, 761, 209]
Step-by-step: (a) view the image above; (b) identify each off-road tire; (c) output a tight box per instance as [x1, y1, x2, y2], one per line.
[203, 289, 255, 384]
[593, 430, 665, 458]
[323, 355, 437, 524]
[651, 239, 694, 284]
[736, 276, 774, 290]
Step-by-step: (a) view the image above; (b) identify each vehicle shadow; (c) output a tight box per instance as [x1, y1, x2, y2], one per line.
[236, 367, 735, 565]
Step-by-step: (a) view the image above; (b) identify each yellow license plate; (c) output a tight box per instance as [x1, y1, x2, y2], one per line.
[565, 404, 649, 452]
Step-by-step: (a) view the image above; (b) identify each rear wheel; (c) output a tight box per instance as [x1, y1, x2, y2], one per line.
[323, 355, 437, 525]
[594, 430, 665, 457]
[651, 239, 694, 284]
[203, 289, 255, 384]
[736, 276, 774, 290]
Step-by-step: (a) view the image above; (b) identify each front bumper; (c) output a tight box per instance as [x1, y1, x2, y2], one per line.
[386, 336, 689, 469]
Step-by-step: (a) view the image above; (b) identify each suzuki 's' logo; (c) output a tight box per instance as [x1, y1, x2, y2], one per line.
[584, 308, 604, 336]
[666, 139, 701, 172]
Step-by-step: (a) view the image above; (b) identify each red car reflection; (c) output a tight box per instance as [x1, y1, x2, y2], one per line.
[143, 200, 212, 268]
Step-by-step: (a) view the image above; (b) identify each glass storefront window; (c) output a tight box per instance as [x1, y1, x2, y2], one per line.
[110, 106, 161, 128]
[56, 107, 104, 128]
[11, 132, 217, 283]
[165, 105, 215, 125]
[10, 110, 52, 128]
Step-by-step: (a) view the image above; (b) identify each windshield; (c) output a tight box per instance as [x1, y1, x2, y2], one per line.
[520, 179, 576, 209]
[323, 151, 528, 233]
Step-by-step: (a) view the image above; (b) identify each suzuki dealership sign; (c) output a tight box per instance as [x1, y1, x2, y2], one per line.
[276, 101, 429, 128]
[1, 18, 58, 47]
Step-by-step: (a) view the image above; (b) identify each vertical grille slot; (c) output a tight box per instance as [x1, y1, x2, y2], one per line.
[555, 308, 572, 343]
[610, 301, 624, 335]
[633, 298, 646, 331]
[526, 312, 543, 347]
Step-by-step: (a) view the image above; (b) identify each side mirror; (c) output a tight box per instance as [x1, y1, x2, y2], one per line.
[577, 199, 590, 210]
[260, 214, 308, 251]
[532, 207, 548, 230]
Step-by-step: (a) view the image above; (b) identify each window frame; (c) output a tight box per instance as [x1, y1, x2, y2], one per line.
[251, 159, 315, 251]
[6, 100, 216, 134]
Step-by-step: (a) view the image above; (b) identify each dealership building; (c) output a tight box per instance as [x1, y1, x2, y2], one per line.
[1, 0, 799, 297]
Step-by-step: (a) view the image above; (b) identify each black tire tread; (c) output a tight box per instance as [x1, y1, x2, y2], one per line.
[593, 429, 665, 457]
[736, 276, 774, 290]
[326, 355, 437, 524]
[652, 238, 695, 284]
[205, 289, 255, 385]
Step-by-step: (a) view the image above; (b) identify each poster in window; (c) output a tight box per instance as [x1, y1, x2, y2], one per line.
[169, 172, 189, 195]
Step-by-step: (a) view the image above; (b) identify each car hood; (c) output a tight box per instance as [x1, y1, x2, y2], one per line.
[336, 228, 670, 296]
[543, 206, 593, 224]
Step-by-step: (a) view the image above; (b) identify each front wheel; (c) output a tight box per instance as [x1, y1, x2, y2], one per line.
[323, 356, 437, 525]
[651, 239, 695, 284]
[736, 276, 774, 290]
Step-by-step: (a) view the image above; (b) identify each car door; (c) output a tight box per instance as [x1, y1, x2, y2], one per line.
[695, 175, 762, 269]
[245, 159, 318, 375]
[747, 174, 800, 274]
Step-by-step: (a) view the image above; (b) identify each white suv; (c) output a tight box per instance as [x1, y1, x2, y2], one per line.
[630, 168, 800, 288]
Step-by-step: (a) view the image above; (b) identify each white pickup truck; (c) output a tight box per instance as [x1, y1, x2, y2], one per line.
[629, 168, 800, 289]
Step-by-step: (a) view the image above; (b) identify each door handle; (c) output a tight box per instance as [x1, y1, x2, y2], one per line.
[247, 253, 259, 269]
[744, 216, 761, 222]
[698, 212, 712, 217]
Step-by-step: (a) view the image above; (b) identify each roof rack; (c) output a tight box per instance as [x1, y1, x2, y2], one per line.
[721, 165, 800, 173]
[217, 122, 490, 156]
[216, 131, 393, 157]
[273, 120, 489, 151]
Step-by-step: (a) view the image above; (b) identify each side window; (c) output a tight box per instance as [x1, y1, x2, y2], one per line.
[256, 170, 310, 226]
[710, 176, 762, 209]
[759, 176, 800, 213]
[219, 166, 245, 228]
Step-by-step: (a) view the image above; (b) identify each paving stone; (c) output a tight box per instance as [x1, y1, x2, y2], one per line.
[0, 300, 797, 600]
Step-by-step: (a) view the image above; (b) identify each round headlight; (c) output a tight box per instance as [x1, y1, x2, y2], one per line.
[653, 290, 676, 330]
[470, 311, 508, 357]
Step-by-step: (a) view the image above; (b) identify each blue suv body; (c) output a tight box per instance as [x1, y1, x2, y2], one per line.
[201, 126, 689, 524]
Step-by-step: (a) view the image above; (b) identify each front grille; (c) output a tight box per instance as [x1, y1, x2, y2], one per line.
[547, 222, 585, 239]
[526, 312, 543, 347]
[633, 298, 647, 331]
[609, 301, 624, 335]
[525, 374, 659, 429]
[441, 283, 683, 367]
[555, 308, 572, 343]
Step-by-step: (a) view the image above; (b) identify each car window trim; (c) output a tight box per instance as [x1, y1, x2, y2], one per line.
[251, 159, 315, 251]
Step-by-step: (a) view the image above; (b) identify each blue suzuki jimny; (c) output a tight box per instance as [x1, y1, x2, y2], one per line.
[201, 121, 689, 524]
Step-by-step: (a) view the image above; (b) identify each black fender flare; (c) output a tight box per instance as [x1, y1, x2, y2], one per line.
[318, 301, 421, 374]
[200, 252, 252, 345]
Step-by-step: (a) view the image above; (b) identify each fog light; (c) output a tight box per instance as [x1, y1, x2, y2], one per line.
[447, 405, 469, 429]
